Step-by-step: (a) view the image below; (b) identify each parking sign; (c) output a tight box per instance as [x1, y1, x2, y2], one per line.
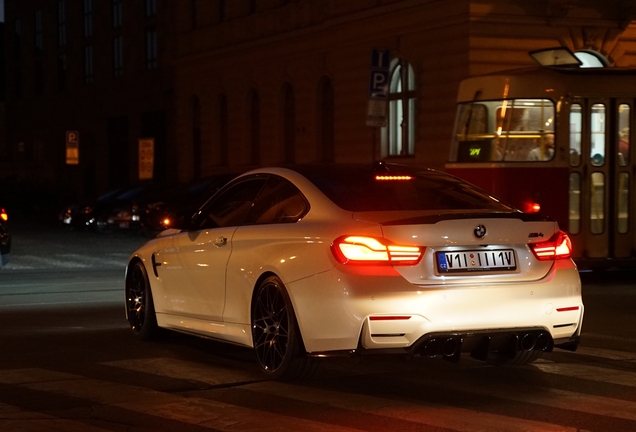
[369, 48, 390, 98]
[66, 130, 79, 165]
[367, 48, 391, 126]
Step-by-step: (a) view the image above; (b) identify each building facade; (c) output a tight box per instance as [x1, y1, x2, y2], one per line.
[2, 0, 175, 199]
[2, 0, 636, 198]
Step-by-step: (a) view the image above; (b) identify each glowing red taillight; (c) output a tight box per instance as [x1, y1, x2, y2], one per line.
[331, 236, 423, 266]
[530, 230, 572, 261]
[0, 209, 7, 222]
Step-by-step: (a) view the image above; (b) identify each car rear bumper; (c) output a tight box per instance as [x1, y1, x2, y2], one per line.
[290, 260, 583, 355]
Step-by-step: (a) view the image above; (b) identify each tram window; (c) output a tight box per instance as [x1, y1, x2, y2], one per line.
[450, 99, 555, 162]
[570, 104, 582, 166]
[618, 104, 630, 166]
[590, 104, 606, 167]
[453, 104, 491, 162]
[618, 172, 629, 234]
[590, 172, 605, 234]
[569, 172, 581, 234]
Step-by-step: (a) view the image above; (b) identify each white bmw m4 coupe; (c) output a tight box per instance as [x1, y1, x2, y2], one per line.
[125, 163, 583, 380]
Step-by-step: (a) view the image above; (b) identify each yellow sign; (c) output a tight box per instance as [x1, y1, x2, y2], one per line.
[66, 130, 79, 165]
[138, 138, 154, 180]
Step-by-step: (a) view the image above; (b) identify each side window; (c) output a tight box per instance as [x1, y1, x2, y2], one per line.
[193, 178, 266, 230]
[246, 176, 309, 225]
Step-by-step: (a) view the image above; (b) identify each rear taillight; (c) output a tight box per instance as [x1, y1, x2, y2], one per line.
[530, 230, 572, 261]
[331, 236, 423, 266]
[0, 209, 7, 222]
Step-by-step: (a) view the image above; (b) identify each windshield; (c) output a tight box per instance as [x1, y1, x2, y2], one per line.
[450, 99, 555, 162]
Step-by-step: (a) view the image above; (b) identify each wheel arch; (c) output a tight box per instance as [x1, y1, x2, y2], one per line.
[125, 256, 145, 280]
[124, 257, 145, 320]
[250, 271, 309, 353]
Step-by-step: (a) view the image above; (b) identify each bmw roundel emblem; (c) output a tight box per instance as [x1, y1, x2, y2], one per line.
[474, 224, 487, 239]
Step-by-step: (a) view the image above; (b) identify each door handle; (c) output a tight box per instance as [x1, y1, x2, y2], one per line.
[214, 236, 227, 247]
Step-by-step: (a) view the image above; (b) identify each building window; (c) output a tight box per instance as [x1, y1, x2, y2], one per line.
[34, 61, 44, 95]
[84, 0, 93, 38]
[15, 70, 24, 100]
[248, 89, 260, 165]
[383, 58, 416, 157]
[317, 77, 334, 163]
[84, 45, 94, 83]
[112, 0, 123, 28]
[145, 0, 157, 17]
[34, 10, 43, 51]
[113, 36, 123, 77]
[58, 1, 67, 46]
[58, 54, 67, 90]
[13, 19, 22, 60]
[282, 83, 295, 163]
[218, 0, 226, 22]
[191, 0, 198, 29]
[145, 26, 158, 69]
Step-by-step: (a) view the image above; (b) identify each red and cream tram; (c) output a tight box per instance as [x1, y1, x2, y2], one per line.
[446, 49, 636, 268]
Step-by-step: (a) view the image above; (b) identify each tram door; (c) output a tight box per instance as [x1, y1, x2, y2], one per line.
[568, 98, 634, 259]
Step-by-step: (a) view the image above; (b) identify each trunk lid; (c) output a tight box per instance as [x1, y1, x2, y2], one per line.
[354, 211, 560, 284]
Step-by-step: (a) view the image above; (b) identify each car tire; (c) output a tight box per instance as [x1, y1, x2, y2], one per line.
[125, 261, 160, 341]
[251, 275, 318, 381]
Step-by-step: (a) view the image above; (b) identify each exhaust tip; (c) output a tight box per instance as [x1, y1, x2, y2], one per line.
[520, 333, 537, 351]
[535, 332, 551, 351]
[442, 337, 460, 357]
[424, 338, 441, 358]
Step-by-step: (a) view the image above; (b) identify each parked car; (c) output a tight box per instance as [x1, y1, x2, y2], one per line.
[0, 208, 11, 269]
[59, 184, 158, 233]
[137, 173, 239, 235]
[124, 163, 583, 380]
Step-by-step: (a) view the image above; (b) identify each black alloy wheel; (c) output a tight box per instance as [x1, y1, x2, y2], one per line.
[125, 261, 159, 340]
[251, 276, 317, 381]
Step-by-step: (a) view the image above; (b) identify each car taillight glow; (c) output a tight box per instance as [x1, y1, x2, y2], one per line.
[523, 201, 541, 213]
[530, 230, 572, 261]
[0, 209, 7, 222]
[332, 236, 423, 266]
[375, 175, 413, 181]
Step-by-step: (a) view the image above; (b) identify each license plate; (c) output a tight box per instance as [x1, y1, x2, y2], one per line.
[436, 249, 516, 273]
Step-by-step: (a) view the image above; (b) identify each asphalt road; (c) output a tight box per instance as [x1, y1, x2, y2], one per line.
[1, 221, 635, 431]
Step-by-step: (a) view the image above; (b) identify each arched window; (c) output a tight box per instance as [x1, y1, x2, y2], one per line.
[317, 77, 334, 163]
[574, 50, 610, 68]
[281, 83, 295, 163]
[248, 88, 260, 165]
[383, 58, 416, 157]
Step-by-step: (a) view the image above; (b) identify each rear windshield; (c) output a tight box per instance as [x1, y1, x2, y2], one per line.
[303, 166, 516, 212]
